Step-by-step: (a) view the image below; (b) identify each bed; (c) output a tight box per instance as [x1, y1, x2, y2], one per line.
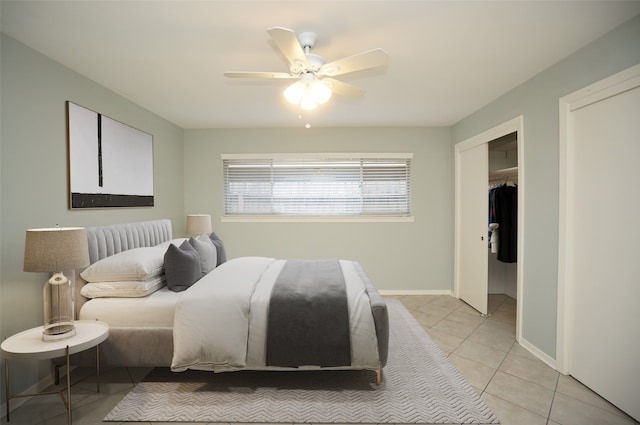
[70, 219, 389, 381]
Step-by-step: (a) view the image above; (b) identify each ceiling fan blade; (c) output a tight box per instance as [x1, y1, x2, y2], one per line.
[323, 78, 366, 98]
[319, 48, 389, 77]
[224, 71, 296, 79]
[267, 27, 310, 71]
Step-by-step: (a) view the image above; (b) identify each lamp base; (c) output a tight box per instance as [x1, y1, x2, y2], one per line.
[42, 322, 76, 341]
[42, 272, 76, 342]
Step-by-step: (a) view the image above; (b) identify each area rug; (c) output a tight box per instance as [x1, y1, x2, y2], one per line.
[105, 298, 499, 423]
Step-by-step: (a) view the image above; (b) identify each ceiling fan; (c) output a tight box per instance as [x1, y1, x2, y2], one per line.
[224, 27, 389, 110]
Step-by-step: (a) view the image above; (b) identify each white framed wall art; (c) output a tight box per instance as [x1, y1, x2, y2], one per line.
[67, 101, 154, 208]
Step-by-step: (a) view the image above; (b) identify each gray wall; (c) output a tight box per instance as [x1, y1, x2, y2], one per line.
[183, 127, 453, 293]
[0, 35, 185, 398]
[452, 15, 640, 358]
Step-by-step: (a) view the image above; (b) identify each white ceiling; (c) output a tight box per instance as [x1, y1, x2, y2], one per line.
[2, 1, 639, 129]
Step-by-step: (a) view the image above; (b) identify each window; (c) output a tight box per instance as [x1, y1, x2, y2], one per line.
[222, 153, 412, 221]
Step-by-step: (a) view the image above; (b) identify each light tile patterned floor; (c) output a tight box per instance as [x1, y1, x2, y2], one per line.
[1, 295, 638, 425]
[396, 294, 639, 425]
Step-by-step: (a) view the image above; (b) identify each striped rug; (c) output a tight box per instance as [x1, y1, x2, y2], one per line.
[105, 298, 499, 423]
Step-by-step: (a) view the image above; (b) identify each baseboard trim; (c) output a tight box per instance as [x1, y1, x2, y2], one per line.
[379, 289, 454, 296]
[518, 336, 557, 370]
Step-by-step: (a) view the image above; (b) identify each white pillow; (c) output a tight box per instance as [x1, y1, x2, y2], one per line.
[80, 275, 166, 298]
[80, 246, 167, 282]
[188, 234, 217, 275]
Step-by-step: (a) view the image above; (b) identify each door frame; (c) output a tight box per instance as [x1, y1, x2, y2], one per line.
[454, 115, 524, 342]
[556, 64, 640, 374]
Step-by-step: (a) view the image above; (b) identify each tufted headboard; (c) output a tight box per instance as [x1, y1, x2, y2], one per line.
[75, 219, 173, 316]
[86, 219, 172, 264]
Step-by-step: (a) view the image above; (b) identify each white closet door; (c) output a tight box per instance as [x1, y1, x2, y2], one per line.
[457, 143, 488, 315]
[568, 82, 640, 420]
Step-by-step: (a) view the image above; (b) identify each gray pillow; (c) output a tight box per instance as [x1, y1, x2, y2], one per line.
[189, 234, 217, 275]
[164, 241, 201, 292]
[209, 231, 227, 265]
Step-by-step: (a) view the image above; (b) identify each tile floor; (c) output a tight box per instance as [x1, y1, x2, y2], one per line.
[396, 294, 638, 425]
[1, 294, 638, 425]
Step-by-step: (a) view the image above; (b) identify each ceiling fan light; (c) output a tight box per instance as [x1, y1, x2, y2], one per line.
[284, 81, 304, 104]
[313, 80, 332, 104]
[300, 96, 317, 110]
[284, 73, 331, 109]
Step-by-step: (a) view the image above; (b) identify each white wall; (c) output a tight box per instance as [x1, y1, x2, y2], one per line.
[183, 127, 453, 292]
[488, 254, 517, 299]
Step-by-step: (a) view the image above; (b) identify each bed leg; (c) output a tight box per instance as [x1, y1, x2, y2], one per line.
[375, 369, 382, 386]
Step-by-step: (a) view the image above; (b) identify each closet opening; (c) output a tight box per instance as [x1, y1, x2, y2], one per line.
[488, 132, 518, 316]
[455, 115, 523, 342]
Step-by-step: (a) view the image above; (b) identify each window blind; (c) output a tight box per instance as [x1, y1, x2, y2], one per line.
[223, 154, 412, 217]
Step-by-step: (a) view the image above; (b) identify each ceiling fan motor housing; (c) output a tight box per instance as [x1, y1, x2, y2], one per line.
[297, 31, 317, 49]
[306, 53, 325, 71]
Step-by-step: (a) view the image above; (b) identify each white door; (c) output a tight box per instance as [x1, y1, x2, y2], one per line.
[456, 143, 488, 315]
[563, 69, 640, 420]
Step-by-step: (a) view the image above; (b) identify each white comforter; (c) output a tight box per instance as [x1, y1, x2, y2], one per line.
[171, 256, 380, 372]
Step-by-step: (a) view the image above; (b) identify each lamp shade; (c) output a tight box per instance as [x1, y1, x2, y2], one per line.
[186, 214, 212, 236]
[24, 227, 90, 272]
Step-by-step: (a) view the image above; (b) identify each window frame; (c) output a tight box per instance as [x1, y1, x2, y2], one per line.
[221, 153, 414, 223]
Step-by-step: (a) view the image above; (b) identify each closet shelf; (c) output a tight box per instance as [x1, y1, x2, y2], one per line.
[489, 166, 518, 177]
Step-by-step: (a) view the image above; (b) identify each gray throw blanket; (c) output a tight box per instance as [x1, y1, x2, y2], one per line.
[266, 259, 351, 367]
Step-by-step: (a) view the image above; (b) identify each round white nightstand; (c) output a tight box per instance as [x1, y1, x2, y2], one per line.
[1, 320, 109, 424]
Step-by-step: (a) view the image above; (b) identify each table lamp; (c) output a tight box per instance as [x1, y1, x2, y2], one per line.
[23, 226, 90, 341]
[186, 214, 212, 236]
